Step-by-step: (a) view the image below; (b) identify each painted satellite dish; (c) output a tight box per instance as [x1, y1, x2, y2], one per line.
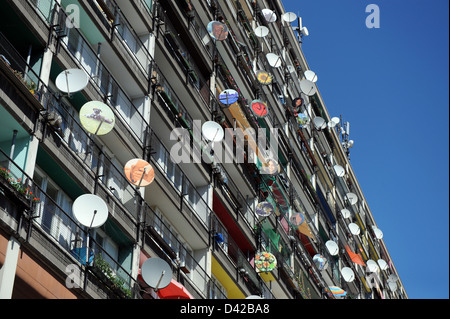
[219, 89, 239, 106]
[255, 252, 277, 273]
[124, 159, 155, 187]
[251, 100, 269, 118]
[80, 101, 115, 136]
[256, 70, 273, 85]
[207, 21, 229, 41]
[256, 201, 274, 217]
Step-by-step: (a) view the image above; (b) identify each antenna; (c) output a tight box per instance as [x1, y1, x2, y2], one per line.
[293, 16, 309, 42]
[337, 116, 355, 159]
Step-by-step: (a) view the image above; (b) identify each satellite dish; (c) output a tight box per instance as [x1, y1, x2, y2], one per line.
[313, 254, 328, 271]
[304, 70, 318, 83]
[56, 69, 89, 95]
[300, 79, 317, 96]
[266, 53, 282, 68]
[255, 252, 277, 273]
[341, 267, 355, 282]
[246, 295, 264, 299]
[251, 100, 269, 118]
[282, 12, 297, 23]
[254, 25, 269, 38]
[72, 194, 109, 229]
[378, 259, 389, 271]
[124, 159, 155, 187]
[372, 226, 384, 239]
[202, 121, 224, 142]
[207, 21, 229, 41]
[219, 89, 239, 106]
[141, 258, 172, 290]
[297, 17, 310, 37]
[313, 117, 327, 130]
[260, 158, 280, 175]
[333, 165, 345, 177]
[346, 193, 358, 205]
[328, 117, 340, 128]
[256, 70, 273, 85]
[290, 212, 305, 226]
[296, 113, 309, 128]
[349, 223, 361, 236]
[366, 260, 379, 273]
[388, 281, 398, 292]
[79, 101, 116, 136]
[256, 201, 274, 217]
[341, 209, 351, 219]
[325, 240, 339, 256]
[388, 274, 398, 283]
[287, 65, 296, 73]
[262, 9, 277, 23]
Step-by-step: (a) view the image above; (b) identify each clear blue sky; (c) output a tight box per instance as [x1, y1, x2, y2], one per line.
[282, 0, 449, 299]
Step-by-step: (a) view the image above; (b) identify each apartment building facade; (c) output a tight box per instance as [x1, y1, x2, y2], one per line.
[0, 0, 407, 299]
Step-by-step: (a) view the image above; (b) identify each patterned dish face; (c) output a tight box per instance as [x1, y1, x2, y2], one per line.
[255, 252, 277, 273]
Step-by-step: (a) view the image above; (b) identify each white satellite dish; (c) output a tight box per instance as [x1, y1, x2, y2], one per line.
[366, 260, 379, 273]
[328, 117, 340, 128]
[304, 70, 318, 83]
[282, 12, 297, 23]
[372, 226, 384, 239]
[346, 193, 358, 205]
[333, 165, 345, 177]
[246, 295, 264, 299]
[56, 69, 89, 95]
[287, 65, 296, 74]
[378, 259, 389, 271]
[266, 53, 282, 68]
[202, 121, 224, 142]
[300, 79, 317, 96]
[349, 223, 361, 236]
[341, 267, 355, 283]
[262, 9, 277, 23]
[141, 258, 173, 290]
[388, 274, 398, 283]
[388, 281, 398, 292]
[254, 25, 269, 38]
[341, 209, 351, 219]
[313, 117, 327, 130]
[72, 194, 109, 229]
[325, 240, 339, 256]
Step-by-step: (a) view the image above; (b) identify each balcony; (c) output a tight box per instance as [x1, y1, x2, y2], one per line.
[0, 148, 139, 299]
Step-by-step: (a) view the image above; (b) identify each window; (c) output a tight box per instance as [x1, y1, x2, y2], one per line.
[209, 276, 227, 299]
[94, 229, 120, 272]
[34, 167, 79, 251]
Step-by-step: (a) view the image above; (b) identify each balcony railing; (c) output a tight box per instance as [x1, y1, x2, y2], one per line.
[0, 148, 138, 298]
